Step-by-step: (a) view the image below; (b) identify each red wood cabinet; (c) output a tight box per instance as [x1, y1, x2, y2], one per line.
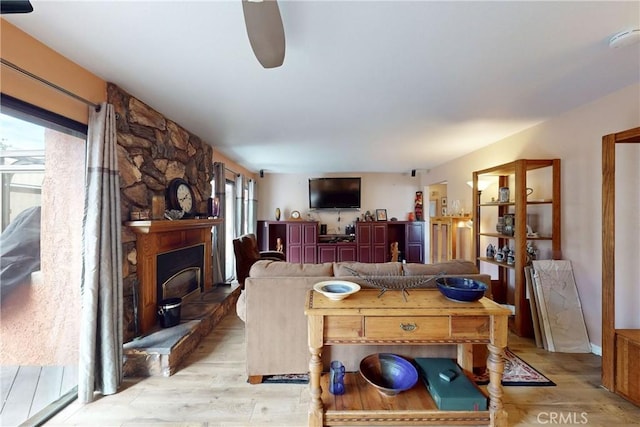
[356, 222, 388, 263]
[257, 221, 318, 264]
[318, 243, 357, 263]
[258, 220, 424, 264]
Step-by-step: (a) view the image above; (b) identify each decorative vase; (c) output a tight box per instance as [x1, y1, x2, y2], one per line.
[329, 360, 345, 395]
[275, 208, 281, 221]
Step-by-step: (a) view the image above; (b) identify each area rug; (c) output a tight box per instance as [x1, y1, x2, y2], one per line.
[473, 348, 555, 386]
[261, 373, 309, 384]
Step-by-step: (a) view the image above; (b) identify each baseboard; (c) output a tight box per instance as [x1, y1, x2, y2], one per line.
[591, 343, 602, 356]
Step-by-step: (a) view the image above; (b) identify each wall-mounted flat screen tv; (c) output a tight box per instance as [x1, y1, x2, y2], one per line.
[309, 177, 361, 210]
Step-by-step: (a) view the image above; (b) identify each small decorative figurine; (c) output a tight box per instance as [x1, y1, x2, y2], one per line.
[486, 243, 495, 259]
[507, 248, 515, 265]
[390, 241, 399, 262]
[276, 237, 284, 253]
[414, 191, 424, 221]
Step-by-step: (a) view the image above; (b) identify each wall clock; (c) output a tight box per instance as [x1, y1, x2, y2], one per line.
[167, 178, 195, 215]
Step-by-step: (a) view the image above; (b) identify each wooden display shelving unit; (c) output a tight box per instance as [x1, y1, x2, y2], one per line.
[601, 127, 640, 406]
[471, 159, 561, 338]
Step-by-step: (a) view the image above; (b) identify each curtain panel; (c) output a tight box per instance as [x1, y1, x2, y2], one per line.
[78, 103, 123, 403]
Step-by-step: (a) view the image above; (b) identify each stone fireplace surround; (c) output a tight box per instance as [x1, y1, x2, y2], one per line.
[110, 83, 215, 341]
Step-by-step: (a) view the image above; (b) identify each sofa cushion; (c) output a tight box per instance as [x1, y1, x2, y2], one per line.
[402, 260, 479, 276]
[249, 260, 334, 277]
[334, 261, 403, 277]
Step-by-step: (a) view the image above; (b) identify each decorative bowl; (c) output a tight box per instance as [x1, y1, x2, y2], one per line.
[164, 209, 184, 220]
[313, 280, 360, 301]
[359, 353, 419, 396]
[435, 277, 487, 302]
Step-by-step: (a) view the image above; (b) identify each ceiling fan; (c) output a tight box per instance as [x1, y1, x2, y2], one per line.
[1, 0, 33, 14]
[242, 0, 285, 68]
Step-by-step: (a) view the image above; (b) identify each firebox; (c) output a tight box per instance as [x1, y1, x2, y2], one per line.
[156, 244, 204, 302]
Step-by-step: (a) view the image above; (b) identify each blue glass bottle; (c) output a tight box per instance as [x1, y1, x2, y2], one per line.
[329, 360, 345, 395]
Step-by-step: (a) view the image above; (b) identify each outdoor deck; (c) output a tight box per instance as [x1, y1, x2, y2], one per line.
[1, 364, 77, 426]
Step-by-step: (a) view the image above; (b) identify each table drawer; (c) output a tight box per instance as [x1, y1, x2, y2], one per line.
[451, 316, 490, 339]
[365, 316, 450, 340]
[324, 316, 363, 339]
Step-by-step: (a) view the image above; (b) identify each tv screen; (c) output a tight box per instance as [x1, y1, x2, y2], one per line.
[309, 177, 361, 210]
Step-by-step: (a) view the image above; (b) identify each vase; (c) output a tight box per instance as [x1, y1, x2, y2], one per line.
[329, 360, 345, 395]
[275, 208, 281, 221]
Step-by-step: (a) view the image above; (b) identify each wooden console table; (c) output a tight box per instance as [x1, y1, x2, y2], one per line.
[304, 289, 510, 426]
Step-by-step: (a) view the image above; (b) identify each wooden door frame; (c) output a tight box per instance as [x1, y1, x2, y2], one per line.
[601, 126, 640, 391]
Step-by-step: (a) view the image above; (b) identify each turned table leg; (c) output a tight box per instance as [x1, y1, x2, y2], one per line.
[308, 315, 324, 427]
[487, 313, 509, 427]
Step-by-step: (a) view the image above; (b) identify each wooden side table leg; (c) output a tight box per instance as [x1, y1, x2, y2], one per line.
[308, 315, 324, 427]
[487, 342, 507, 427]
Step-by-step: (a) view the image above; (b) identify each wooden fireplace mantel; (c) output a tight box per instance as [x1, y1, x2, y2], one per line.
[126, 218, 222, 334]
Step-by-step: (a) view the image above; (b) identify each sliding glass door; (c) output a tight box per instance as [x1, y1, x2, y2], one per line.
[0, 95, 86, 425]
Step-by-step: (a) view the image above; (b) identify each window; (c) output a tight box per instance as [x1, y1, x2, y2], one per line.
[0, 94, 87, 426]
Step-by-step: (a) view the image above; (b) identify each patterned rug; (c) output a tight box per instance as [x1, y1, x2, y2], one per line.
[261, 373, 309, 384]
[473, 348, 555, 386]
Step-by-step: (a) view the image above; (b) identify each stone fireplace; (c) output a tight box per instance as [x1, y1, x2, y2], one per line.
[126, 218, 221, 335]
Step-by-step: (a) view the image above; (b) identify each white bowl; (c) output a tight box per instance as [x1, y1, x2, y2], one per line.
[313, 280, 360, 301]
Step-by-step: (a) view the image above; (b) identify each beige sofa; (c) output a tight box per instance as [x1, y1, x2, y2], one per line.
[239, 259, 491, 382]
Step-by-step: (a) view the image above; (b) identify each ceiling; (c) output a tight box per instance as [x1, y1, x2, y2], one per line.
[4, 1, 639, 174]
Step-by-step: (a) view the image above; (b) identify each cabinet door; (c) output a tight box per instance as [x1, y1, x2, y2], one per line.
[405, 222, 424, 263]
[302, 223, 318, 263]
[356, 223, 372, 262]
[287, 223, 303, 263]
[337, 244, 357, 262]
[372, 224, 388, 263]
[318, 245, 337, 263]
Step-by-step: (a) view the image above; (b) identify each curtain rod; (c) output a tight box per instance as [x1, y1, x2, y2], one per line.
[1, 58, 101, 112]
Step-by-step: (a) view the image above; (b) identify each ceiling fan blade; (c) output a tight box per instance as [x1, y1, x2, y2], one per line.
[1, 0, 33, 14]
[242, 0, 285, 68]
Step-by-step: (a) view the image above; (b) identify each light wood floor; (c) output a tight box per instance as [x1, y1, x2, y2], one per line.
[46, 314, 640, 427]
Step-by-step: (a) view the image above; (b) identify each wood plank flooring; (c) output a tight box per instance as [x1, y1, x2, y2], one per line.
[44, 314, 640, 427]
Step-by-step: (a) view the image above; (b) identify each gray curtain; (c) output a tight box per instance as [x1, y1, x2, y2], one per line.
[78, 103, 123, 403]
[235, 174, 246, 236]
[247, 178, 258, 234]
[213, 162, 226, 284]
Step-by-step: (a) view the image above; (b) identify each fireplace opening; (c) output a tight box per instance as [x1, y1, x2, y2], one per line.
[157, 244, 204, 302]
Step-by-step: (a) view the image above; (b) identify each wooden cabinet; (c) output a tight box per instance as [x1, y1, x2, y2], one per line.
[257, 220, 318, 264]
[471, 159, 561, 337]
[258, 220, 425, 264]
[305, 289, 510, 426]
[356, 222, 387, 263]
[403, 221, 425, 263]
[317, 243, 357, 263]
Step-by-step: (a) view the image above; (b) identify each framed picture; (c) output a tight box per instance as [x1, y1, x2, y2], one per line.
[441, 197, 447, 206]
[441, 207, 447, 216]
[376, 209, 388, 221]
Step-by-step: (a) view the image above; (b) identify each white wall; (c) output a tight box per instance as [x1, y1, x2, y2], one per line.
[420, 83, 640, 348]
[257, 172, 422, 234]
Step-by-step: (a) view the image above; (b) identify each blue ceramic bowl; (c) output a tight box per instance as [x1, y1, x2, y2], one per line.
[436, 277, 487, 302]
[359, 353, 418, 396]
